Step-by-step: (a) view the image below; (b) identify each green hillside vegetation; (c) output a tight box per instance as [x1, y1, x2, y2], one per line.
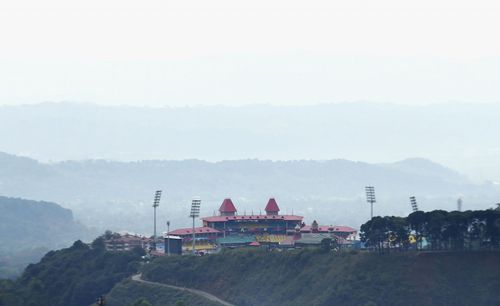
[1, 209, 499, 306]
[0, 196, 92, 278]
[360, 209, 500, 251]
[0, 239, 143, 306]
[105, 279, 222, 306]
[143, 249, 500, 306]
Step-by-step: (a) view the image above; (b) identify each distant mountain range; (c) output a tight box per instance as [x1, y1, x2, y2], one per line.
[1, 102, 500, 182]
[0, 152, 498, 236]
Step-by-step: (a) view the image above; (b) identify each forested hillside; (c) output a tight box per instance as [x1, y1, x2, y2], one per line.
[105, 279, 222, 306]
[1, 235, 499, 306]
[0, 239, 143, 306]
[142, 249, 500, 306]
[360, 209, 500, 251]
[0, 196, 92, 278]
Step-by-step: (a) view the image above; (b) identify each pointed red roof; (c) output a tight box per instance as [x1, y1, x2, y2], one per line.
[265, 198, 280, 213]
[219, 198, 237, 213]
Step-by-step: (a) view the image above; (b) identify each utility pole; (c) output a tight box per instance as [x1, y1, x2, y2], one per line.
[166, 220, 170, 256]
[190, 197, 201, 255]
[152, 190, 162, 250]
[457, 197, 463, 212]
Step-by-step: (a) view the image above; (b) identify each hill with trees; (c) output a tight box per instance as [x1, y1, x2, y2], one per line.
[141, 249, 500, 306]
[0, 239, 143, 306]
[104, 279, 222, 306]
[1, 209, 499, 306]
[360, 209, 500, 251]
[0, 196, 92, 279]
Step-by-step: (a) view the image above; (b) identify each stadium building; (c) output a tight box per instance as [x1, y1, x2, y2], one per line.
[202, 198, 304, 235]
[166, 197, 358, 253]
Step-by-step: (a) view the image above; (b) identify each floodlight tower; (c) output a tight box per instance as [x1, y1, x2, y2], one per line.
[410, 196, 419, 212]
[152, 190, 162, 250]
[190, 197, 201, 255]
[365, 186, 376, 220]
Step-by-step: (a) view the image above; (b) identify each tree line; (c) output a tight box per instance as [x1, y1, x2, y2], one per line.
[360, 208, 500, 251]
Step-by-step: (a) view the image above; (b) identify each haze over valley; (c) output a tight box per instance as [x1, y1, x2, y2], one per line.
[1, 102, 499, 182]
[1, 150, 498, 235]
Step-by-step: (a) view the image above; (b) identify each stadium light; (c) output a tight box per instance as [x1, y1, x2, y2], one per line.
[365, 186, 376, 220]
[190, 197, 201, 255]
[410, 196, 419, 212]
[152, 190, 162, 250]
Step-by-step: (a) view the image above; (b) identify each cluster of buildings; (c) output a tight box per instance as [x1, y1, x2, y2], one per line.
[164, 198, 358, 254]
[104, 198, 358, 255]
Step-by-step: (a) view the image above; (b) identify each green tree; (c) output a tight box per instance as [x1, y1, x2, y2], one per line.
[133, 298, 152, 306]
[407, 211, 426, 250]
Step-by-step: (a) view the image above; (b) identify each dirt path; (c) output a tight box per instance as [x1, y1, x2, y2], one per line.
[131, 274, 235, 306]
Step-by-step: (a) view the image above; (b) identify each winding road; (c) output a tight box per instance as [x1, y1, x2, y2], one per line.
[131, 274, 235, 306]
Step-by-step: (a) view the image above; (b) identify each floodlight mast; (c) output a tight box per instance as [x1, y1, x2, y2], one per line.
[190, 197, 201, 255]
[152, 190, 162, 250]
[410, 196, 419, 212]
[365, 186, 376, 220]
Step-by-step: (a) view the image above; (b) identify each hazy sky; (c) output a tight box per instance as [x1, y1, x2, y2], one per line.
[1, 0, 500, 106]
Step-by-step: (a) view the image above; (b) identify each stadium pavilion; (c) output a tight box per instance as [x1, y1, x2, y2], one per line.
[166, 198, 357, 253]
[201, 198, 304, 235]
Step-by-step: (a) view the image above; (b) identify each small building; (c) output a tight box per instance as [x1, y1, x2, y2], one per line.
[167, 227, 222, 253]
[295, 233, 333, 247]
[104, 234, 145, 252]
[168, 227, 222, 241]
[163, 235, 183, 255]
[300, 224, 357, 239]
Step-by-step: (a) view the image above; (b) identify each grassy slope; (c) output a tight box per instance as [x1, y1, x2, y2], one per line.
[105, 279, 222, 306]
[142, 249, 500, 306]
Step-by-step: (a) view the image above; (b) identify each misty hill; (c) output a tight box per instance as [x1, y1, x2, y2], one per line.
[0, 196, 92, 278]
[1, 102, 500, 182]
[0, 152, 498, 234]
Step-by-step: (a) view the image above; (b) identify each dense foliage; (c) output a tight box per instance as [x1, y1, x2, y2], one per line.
[0, 196, 92, 278]
[0, 240, 143, 306]
[360, 209, 500, 251]
[142, 248, 500, 306]
[105, 279, 221, 306]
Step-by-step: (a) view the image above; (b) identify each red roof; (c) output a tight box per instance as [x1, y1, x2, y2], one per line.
[202, 214, 303, 222]
[265, 198, 280, 212]
[249, 241, 261, 246]
[168, 227, 221, 236]
[219, 198, 237, 213]
[300, 225, 357, 233]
